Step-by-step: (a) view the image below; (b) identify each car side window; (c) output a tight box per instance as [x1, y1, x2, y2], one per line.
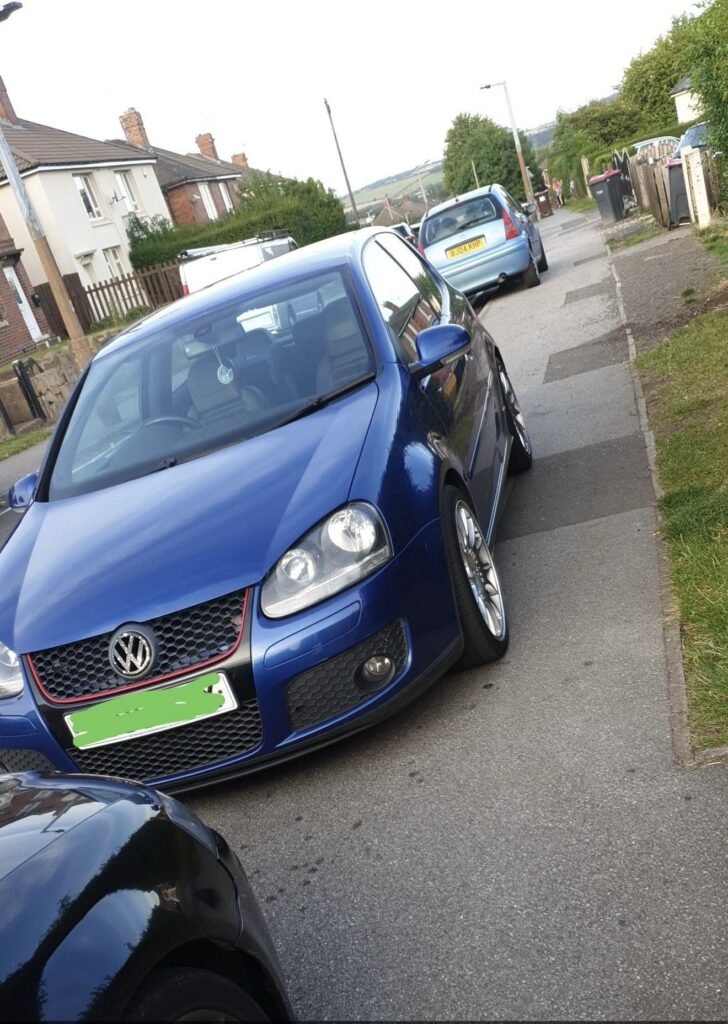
[377, 234, 443, 318]
[363, 239, 439, 366]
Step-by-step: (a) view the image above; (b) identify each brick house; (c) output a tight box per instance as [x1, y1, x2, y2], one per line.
[117, 108, 255, 227]
[0, 210, 50, 362]
[0, 78, 171, 294]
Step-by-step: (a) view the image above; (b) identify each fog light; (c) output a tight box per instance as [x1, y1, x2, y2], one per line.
[360, 654, 394, 689]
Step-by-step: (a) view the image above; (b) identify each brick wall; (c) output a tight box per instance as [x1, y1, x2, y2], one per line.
[0, 265, 49, 363]
[165, 183, 207, 226]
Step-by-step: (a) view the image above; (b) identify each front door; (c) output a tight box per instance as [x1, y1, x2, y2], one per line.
[3, 266, 42, 341]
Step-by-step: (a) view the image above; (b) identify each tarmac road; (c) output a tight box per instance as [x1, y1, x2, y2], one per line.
[1, 212, 725, 1019]
[186, 209, 727, 1020]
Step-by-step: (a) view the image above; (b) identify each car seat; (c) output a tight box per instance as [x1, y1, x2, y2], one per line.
[315, 299, 371, 392]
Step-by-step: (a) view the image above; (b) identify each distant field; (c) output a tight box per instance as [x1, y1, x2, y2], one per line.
[348, 164, 445, 210]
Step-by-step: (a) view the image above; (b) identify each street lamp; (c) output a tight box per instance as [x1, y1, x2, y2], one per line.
[0, 2, 85, 342]
[481, 81, 535, 206]
[0, 3, 22, 22]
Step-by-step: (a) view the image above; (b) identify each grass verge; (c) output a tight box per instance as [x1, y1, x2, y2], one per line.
[636, 309, 728, 750]
[565, 196, 597, 213]
[0, 426, 53, 462]
[698, 225, 728, 268]
[606, 226, 665, 251]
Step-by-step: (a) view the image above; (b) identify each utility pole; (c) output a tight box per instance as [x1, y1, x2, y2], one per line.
[384, 194, 394, 224]
[0, 2, 84, 340]
[481, 81, 535, 206]
[324, 98, 360, 225]
[415, 168, 429, 209]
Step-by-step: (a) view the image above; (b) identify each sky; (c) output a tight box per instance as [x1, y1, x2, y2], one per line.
[0, 0, 700, 194]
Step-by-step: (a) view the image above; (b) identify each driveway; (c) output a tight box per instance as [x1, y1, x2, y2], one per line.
[182, 208, 727, 1020]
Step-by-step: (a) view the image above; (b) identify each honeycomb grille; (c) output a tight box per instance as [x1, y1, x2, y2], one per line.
[0, 748, 57, 773]
[29, 590, 246, 702]
[68, 699, 262, 784]
[287, 620, 407, 731]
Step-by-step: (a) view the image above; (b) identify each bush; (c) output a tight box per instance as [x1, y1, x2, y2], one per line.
[128, 174, 347, 270]
[90, 305, 151, 333]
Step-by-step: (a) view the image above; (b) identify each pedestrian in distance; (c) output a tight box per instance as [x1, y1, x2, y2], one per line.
[551, 178, 564, 207]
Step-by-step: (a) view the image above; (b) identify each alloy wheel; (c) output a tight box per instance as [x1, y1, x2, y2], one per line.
[499, 367, 532, 455]
[454, 500, 506, 640]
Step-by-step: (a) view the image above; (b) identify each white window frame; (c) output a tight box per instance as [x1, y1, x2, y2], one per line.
[102, 245, 125, 280]
[73, 173, 103, 221]
[220, 181, 234, 214]
[198, 182, 218, 221]
[115, 170, 140, 213]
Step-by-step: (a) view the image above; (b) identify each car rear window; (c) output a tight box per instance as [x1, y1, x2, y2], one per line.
[422, 196, 499, 247]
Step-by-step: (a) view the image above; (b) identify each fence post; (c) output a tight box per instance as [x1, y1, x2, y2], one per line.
[12, 359, 46, 421]
[682, 146, 712, 229]
[0, 396, 15, 436]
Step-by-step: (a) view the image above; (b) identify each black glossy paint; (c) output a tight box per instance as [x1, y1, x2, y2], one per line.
[0, 773, 291, 1021]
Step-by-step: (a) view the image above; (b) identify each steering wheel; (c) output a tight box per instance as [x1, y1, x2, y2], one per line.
[138, 415, 201, 430]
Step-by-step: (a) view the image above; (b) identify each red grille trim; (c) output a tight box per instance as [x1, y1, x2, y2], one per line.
[26, 590, 248, 706]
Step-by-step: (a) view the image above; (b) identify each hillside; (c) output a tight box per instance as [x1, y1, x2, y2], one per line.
[343, 161, 444, 211]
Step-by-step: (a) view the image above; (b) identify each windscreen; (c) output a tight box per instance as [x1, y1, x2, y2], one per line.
[48, 269, 375, 500]
[422, 196, 499, 246]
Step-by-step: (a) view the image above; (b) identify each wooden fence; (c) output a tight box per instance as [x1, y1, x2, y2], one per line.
[36, 272, 95, 338]
[84, 261, 183, 324]
[627, 149, 720, 229]
[628, 156, 672, 227]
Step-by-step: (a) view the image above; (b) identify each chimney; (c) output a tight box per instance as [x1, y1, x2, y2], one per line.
[119, 107, 151, 150]
[196, 132, 219, 161]
[0, 76, 18, 124]
[231, 153, 249, 168]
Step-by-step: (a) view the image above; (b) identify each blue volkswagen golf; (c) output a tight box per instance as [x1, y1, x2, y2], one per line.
[0, 228, 532, 791]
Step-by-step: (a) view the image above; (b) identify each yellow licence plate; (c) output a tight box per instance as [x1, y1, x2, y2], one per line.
[446, 236, 486, 259]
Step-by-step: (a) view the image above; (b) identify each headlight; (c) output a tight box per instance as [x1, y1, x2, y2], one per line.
[0, 641, 24, 698]
[261, 502, 391, 618]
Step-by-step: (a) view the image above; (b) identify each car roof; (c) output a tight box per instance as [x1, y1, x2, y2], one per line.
[422, 184, 499, 219]
[98, 228, 391, 361]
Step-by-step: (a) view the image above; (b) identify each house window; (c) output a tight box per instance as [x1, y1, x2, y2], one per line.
[198, 182, 218, 221]
[115, 170, 140, 213]
[102, 246, 125, 280]
[73, 174, 103, 220]
[220, 181, 234, 214]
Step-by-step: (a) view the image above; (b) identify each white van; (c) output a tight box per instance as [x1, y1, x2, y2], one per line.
[179, 232, 297, 296]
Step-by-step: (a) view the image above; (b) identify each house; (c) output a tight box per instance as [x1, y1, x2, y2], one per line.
[0, 209, 50, 362]
[117, 108, 254, 227]
[373, 195, 428, 228]
[0, 78, 171, 292]
[670, 76, 703, 125]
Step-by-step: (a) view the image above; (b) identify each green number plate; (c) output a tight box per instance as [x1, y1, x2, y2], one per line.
[65, 672, 236, 750]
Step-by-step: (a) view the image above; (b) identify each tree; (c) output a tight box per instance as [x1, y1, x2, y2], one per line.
[443, 114, 535, 201]
[685, 0, 728, 192]
[621, 15, 697, 129]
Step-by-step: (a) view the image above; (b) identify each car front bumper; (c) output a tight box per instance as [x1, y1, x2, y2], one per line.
[0, 517, 462, 791]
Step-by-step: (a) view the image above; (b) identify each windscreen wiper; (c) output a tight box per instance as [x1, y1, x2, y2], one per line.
[268, 373, 376, 431]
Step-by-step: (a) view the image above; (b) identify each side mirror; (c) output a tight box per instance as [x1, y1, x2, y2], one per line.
[410, 324, 471, 380]
[521, 201, 536, 216]
[8, 473, 38, 509]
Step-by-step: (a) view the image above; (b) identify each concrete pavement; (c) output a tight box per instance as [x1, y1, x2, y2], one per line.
[186, 208, 727, 1019]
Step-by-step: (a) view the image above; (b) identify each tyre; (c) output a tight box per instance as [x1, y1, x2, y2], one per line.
[125, 967, 270, 1021]
[537, 246, 548, 273]
[497, 358, 533, 474]
[522, 248, 541, 288]
[442, 485, 509, 668]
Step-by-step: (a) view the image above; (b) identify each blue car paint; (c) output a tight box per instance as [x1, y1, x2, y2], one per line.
[0, 228, 512, 789]
[420, 184, 544, 295]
